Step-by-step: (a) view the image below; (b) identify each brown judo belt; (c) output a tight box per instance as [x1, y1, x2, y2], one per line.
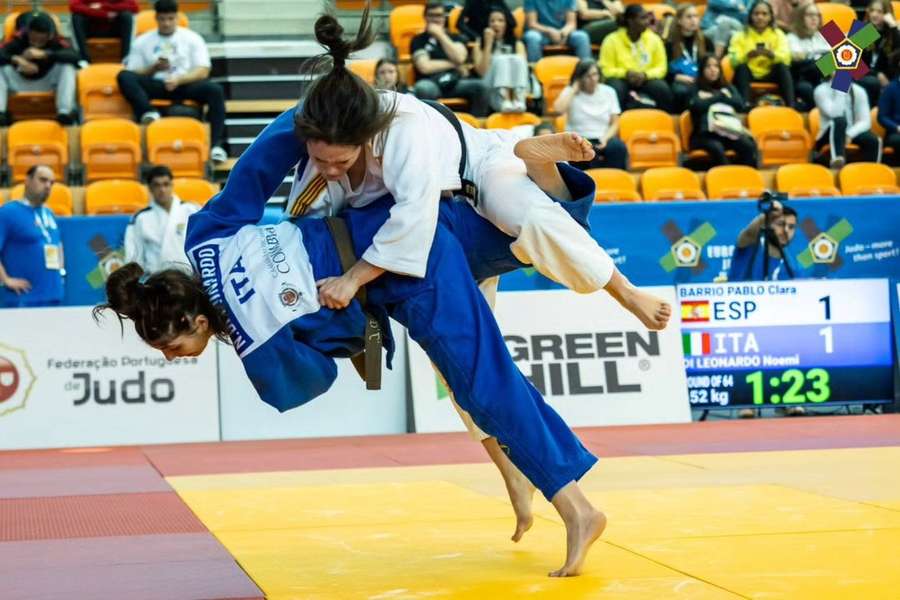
[324, 216, 383, 390]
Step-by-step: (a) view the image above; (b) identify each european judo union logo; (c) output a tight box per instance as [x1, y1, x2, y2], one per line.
[816, 19, 880, 92]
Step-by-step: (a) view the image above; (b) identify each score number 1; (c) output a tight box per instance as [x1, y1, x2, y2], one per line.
[818, 295, 833, 354]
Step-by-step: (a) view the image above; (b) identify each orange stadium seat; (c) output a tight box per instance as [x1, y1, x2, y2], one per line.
[776, 163, 840, 197]
[641, 167, 706, 201]
[646, 3, 676, 22]
[135, 10, 189, 36]
[838, 162, 900, 195]
[146, 117, 209, 178]
[348, 59, 377, 84]
[173, 177, 219, 205]
[678, 110, 739, 163]
[818, 2, 856, 31]
[705, 165, 766, 200]
[10, 182, 73, 216]
[448, 5, 462, 34]
[390, 5, 426, 62]
[585, 168, 641, 202]
[454, 112, 481, 128]
[619, 109, 680, 168]
[7, 120, 68, 183]
[533, 56, 579, 114]
[484, 112, 542, 129]
[78, 64, 133, 121]
[81, 119, 142, 182]
[807, 108, 860, 157]
[748, 106, 811, 166]
[721, 56, 776, 94]
[512, 7, 525, 39]
[85, 179, 149, 215]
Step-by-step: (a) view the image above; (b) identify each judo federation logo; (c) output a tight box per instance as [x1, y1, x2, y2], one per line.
[796, 217, 854, 269]
[279, 284, 301, 308]
[816, 19, 880, 92]
[659, 221, 717, 272]
[0, 343, 36, 417]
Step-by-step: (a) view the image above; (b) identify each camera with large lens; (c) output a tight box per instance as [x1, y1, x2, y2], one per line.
[757, 190, 788, 214]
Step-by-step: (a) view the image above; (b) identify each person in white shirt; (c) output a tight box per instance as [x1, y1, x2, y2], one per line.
[124, 165, 198, 271]
[786, 3, 829, 110]
[117, 0, 227, 162]
[553, 59, 629, 169]
[813, 78, 881, 168]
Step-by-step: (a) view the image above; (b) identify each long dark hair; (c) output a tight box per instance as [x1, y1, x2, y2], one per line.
[485, 5, 517, 48]
[294, 7, 396, 146]
[697, 54, 726, 91]
[93, 262, 230, 346]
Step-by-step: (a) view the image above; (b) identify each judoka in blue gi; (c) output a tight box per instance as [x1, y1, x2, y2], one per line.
[94, 109, 609, 578]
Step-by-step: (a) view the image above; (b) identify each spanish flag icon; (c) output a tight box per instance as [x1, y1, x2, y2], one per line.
[681, 300, 710, 322]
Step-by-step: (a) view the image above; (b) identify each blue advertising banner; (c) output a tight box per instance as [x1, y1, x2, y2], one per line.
[58, 216, 128, 307]
[499, 195, 900, 291]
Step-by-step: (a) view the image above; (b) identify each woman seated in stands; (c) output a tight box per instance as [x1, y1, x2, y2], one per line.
[786, 2, 829, 111]
[374, 58, 409, 94]
[664, 4, 713, 113]
[728, 0, 795, 107]
[688, 54, 759, 167]
[858, 0, 900, 105]
[554, 59, 629, 170]
[472, 5, 529, 113]
[599, 4, 673, 112]
[814, 74, 880, 168]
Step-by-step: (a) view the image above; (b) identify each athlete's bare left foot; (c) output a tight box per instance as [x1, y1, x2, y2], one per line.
[514, 132, 595, 164]
[550, 508, 607, 577]
[507, 472, 536, 542]
[619, 287, 672, 331]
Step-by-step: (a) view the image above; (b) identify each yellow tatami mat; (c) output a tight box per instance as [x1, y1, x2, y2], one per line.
[168, 447, 900, 599]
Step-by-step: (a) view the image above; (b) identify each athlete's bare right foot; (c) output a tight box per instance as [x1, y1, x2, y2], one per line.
[550, 508, 607, 577]
[619, 287, 672, 331]
[514, 132, 595, 164]
[507, 472, 536, 542]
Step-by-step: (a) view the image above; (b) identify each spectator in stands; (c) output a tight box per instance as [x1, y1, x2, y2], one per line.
[787, 2, 828, 111]
[374, 58, 409, 93]
[118, 0, 228, 162]
[701, 0, 750, 58]
[688, 54, 758, 166]
[472, 6, 530, 113]
[0, 13, 78, 126]
[577, 0, 622, 46]
[599, 5, 673, 112]
[768, 0, 805, 32]
[458, 0, 516, 42]
[876, 68, 900, 158]
[0, 165, 65, 308]
[814, 76, 880, 168]
[858, 0, 900, 106]
[523, 0, 593, 62]
[554, 59, 628, 169]
[124, 165, 197, 272]
[728, 0, 795, 108]
[665, 4, 712, 113]
[411, 2, 491, 117]
[69, 0, 138, 64]
[729, 198, 797, 282]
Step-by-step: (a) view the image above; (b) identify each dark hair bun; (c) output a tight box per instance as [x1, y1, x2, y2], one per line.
[315, 14, 351, 68]
[104, 262, 145, 320]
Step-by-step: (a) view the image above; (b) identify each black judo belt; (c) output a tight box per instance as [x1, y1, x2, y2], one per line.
[324, 216, 383, 390]
[421, 99, 479, 206]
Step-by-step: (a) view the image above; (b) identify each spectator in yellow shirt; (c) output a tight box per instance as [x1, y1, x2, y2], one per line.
[728, 0, 795, 107]
[599, 5, 673, 111]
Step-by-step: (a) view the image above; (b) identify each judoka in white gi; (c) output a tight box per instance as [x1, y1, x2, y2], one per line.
[124, 165, 197, 272]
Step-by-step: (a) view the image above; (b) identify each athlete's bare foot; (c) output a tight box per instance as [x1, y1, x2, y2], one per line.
[551, 509, 606, 577]
[514, 132, 595, 164]
[619, 287, 672, 331]
[604, 270, 671, 331]
[507, 471, 536, 542]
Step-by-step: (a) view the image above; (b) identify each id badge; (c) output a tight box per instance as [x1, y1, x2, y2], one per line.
[44, 244, 61, 270]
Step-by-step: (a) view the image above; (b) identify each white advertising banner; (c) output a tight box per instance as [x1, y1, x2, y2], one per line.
[410, 286, 690, 432]
[0, 307, 220, 450]
[218, 321, 409, 440]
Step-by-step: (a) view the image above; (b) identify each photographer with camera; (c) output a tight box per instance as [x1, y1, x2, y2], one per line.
[728, 193, 797, 282]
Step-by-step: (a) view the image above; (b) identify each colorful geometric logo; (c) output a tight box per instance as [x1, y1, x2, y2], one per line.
[659, 222, 717, 272]
[796, 217, 853, 268]
[816, 19, 880, 92]
[0, 343, 36, 418]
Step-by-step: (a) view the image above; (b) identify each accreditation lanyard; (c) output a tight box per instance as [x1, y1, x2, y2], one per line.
[21, 201, 61, 270]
